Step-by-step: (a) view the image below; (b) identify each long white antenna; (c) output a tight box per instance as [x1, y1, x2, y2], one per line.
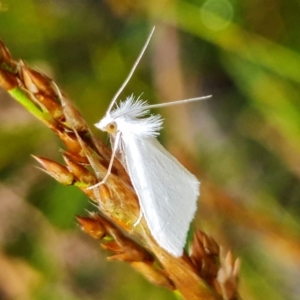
[106, 27, 156, 113]
[115, 95, 212, 119]
[144, 95, 212, 109]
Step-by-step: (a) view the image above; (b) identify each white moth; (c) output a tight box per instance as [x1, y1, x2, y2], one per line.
[89, 27, 211, 257]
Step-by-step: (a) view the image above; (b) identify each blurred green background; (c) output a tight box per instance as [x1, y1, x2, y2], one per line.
[1, 0, 300, 299]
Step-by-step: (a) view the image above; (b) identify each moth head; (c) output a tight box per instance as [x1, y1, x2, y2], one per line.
[95, 114, 118, 134]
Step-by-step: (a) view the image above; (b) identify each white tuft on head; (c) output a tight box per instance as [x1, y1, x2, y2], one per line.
[95, 114, 114, 132]
[110, 95, 149, 119]
[95, 96, 163, 138]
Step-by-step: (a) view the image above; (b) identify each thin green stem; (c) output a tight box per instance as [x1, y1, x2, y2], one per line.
[9, 87, 53, 125]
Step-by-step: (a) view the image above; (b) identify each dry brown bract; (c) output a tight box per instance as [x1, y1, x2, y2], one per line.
[0, 39, 240, 300]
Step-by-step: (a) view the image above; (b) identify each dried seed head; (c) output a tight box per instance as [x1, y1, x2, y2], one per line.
[32, 155, 74, 185]
[1, 38, 240, 299]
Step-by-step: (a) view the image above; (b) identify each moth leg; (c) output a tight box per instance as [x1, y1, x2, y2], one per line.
[87, 131, 121, 189]
[133, 210, 143, 227]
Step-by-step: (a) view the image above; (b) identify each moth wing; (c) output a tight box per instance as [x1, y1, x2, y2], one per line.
[123, 135, 199, 257]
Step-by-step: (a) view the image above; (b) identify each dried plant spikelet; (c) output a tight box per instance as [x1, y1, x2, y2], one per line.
[32, 155, 74, 185]
[20, 64, 58, 97]
[76, 154, 137, 222]
[232, 258, 240, 279]
[59, 92, 90, 133]
[21, 64, 40, 94]
[215, 248, 240, 300]
[201, 232, 220, 256]
[35, 93, 64, 120]
[101, 211, 142, 243]
[131, 262, 175, 290]
[104, 241, 150, 262]
[144, 236, 220, 300]
[0, 66, 56, 128]
[79, 213, 151, 262]
[91, 136, 113, 162]
[71, 129, 110, 180]
[20, 65, 66, 121]
[0, 40, 12, 62]
[62, 154, 96, 185]
[101, 179, 140, 227]
[78, 214, 175, 290]
[190, 231, 206, 269]
[0, 40, 17, 72]
[115, 252, 175, 290]
[62, 150, 90, 164]
[92, 137, 131, 185]
[56, 84, 130, 181]
[189, 230, 240, 299]
[70, 128, 140, 225]
[56, 130, 86, 155]
[108, 238, 152, 262]
[190, 230, 220, 284]
[76, 216, 106, 239]
[0, 68, 18, 90]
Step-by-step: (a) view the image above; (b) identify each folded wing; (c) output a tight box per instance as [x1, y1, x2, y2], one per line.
[123, 134, 200, 257]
